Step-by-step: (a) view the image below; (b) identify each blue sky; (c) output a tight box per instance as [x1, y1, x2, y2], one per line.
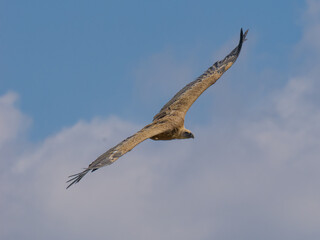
[1, 0, 304, 140]
[1, 1, 320, 240]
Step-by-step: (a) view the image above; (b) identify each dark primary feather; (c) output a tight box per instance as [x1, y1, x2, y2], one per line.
[66, 146, 120, 189]
[67, 169, 91, 189]
[67, 136, 139, 189]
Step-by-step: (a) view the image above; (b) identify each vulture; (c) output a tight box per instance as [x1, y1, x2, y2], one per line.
[67, 28, 248, 188]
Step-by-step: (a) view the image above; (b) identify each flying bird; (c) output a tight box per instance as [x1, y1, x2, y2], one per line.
[67, 28, 248, 188]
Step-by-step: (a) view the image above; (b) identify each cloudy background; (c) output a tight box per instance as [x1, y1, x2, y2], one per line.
[1, 0, 320, 239]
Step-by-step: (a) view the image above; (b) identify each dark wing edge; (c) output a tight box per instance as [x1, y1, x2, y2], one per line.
[153, 28, 248, 121]
[66, 121, 171, 189]
[226, 28, 248, 63]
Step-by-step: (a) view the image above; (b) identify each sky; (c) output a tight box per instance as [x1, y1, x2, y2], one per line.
[1, 0, 320, 239]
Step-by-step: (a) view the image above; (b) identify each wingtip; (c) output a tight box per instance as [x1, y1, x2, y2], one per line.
[242, 28, 249, 41]
[66, 168, 91, 189]
[240, 28, 249, 42]
[237, 28, 249, 55]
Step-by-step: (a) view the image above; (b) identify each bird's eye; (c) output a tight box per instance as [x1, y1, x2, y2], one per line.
[183, 131, 194, 138]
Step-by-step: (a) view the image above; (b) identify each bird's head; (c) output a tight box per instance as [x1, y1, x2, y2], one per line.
[179, 129, 194, 139]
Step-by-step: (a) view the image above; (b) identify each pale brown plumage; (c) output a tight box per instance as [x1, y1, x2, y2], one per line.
[67, 28, 248, 188]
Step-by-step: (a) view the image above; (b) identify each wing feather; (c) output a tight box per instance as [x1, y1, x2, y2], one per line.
[153, 29, 248, 120]
[66, 121, 173, 188]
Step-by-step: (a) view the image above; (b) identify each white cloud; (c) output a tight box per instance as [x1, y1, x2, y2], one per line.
[0, 92, 30, 146]
[0, 92, 32, 176]
[1, 72, 320, 240]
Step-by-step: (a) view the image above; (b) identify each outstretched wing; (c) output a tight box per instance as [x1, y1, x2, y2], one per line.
[153, 28, 248, 121]
[67, 121, 173, 188]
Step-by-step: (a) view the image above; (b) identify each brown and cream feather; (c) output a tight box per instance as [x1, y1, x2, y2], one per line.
[67, 28, 248, 188]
